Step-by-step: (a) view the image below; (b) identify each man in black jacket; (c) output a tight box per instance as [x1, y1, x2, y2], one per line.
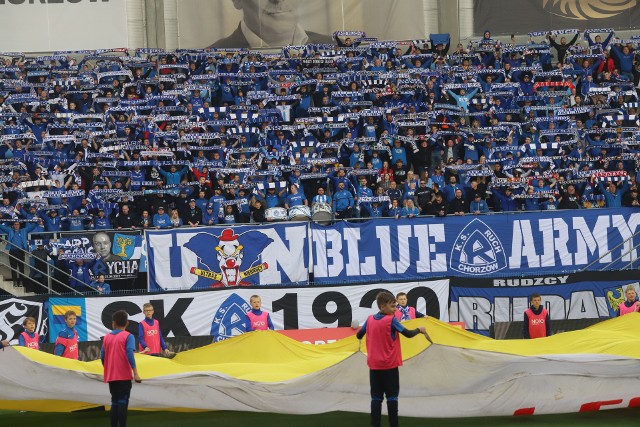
[448, 189, 467, 216]
[557, 184, 581, 209]
[113, 205, 138, 229]
[184, 199, 203, 226]
[427, 193, 448, 217]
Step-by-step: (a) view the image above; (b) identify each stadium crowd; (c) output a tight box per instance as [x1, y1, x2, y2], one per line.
[0, 28, 639, 241]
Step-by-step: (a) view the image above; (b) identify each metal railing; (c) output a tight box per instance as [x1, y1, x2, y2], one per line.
[0, 238, 87, 295]
[581, 227, 640, 272]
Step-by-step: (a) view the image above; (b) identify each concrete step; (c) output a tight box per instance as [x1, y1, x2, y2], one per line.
[0, 274, 36, 298]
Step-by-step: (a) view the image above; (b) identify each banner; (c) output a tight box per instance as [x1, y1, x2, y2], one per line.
[0, 297, 48, 345]
[450, 279, 639, 335]
[55, 230, 142, 281]
[176, 0, 433, 49]
[79, 280, 449, 342]
[146, 223, 310, 291]
[311, 208, 640, 283]
[473, 0, 640, 34]
[0, 0, 128, 52]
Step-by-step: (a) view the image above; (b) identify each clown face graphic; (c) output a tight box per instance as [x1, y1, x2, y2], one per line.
[215, 232, 244, 287]
[186, 227, 273, 289]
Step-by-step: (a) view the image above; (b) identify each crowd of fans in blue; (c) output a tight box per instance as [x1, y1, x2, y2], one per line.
[0, 28, 638, 243]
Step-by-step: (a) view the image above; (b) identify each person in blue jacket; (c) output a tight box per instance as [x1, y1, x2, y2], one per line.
[0, 220, 37, 287]
[67, 259, 92, 290]
[152, 206, 172, 229]
[89, 274, 111, 294]
[492, 187, 519, 212]
[41, 209, 62, 232]
[158, 165, 188, 186]
[598, 179, 629, 208]
[92, 209, 112, 230]
[333, 181, 354, 219]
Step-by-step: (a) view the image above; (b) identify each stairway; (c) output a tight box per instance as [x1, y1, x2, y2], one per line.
[0, 274, 35, 298]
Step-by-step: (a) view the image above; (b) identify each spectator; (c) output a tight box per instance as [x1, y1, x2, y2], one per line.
[427, 193, 447, 217]
[492, 187, 518, 212]
[448, 189, 467, 215]
[548, 32, 579, 64]
[251, 199, 266, 223]
[92, 208, 112, 230]
[0, 29, 634, 251]
[333, 181, 355, 219]
[169, 209, 183, 228]
[557, 184, 582, 210]
[0, 221, 37, 287]
[284, 184, 307, 209]
[598, 180, 630, 208]
[153, 206, 172, 229]
[203, 204, 218, 225]
[89, 274, 112, 294]
[222, 204, 239, 224]
[184, 199, 202, 226]
[400, 199, 420, 218]
[28, 241, 49, 293]
[386, 199, 401, 219]
[469, 193, 489, 215]
[138, 210, 152, 228]
[113, 205, 138, 230]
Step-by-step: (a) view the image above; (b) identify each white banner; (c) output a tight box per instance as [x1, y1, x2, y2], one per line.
[0, 0, 128, 52]
[146, 224, 310, 291]
[83, 280, 450, 341]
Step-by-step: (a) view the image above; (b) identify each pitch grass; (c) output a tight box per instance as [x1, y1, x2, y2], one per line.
[1, 408, 640, 426]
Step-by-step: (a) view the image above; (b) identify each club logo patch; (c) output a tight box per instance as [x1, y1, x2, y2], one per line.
[210, 293, 251, 342]
[450, 219, 507, 275]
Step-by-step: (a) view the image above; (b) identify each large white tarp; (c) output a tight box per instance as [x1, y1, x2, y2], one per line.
[0, 315, 639, 417]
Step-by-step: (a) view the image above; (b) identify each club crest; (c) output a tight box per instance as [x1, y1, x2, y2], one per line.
[450, 219, 507, 275]
[210, 293, 251, 342]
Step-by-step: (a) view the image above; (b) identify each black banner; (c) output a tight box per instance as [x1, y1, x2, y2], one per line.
[473, 0, 640, 34]
[450, 269, 640, 288]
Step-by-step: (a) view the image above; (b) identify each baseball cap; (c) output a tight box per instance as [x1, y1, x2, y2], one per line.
[189, 198, 196, 202]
